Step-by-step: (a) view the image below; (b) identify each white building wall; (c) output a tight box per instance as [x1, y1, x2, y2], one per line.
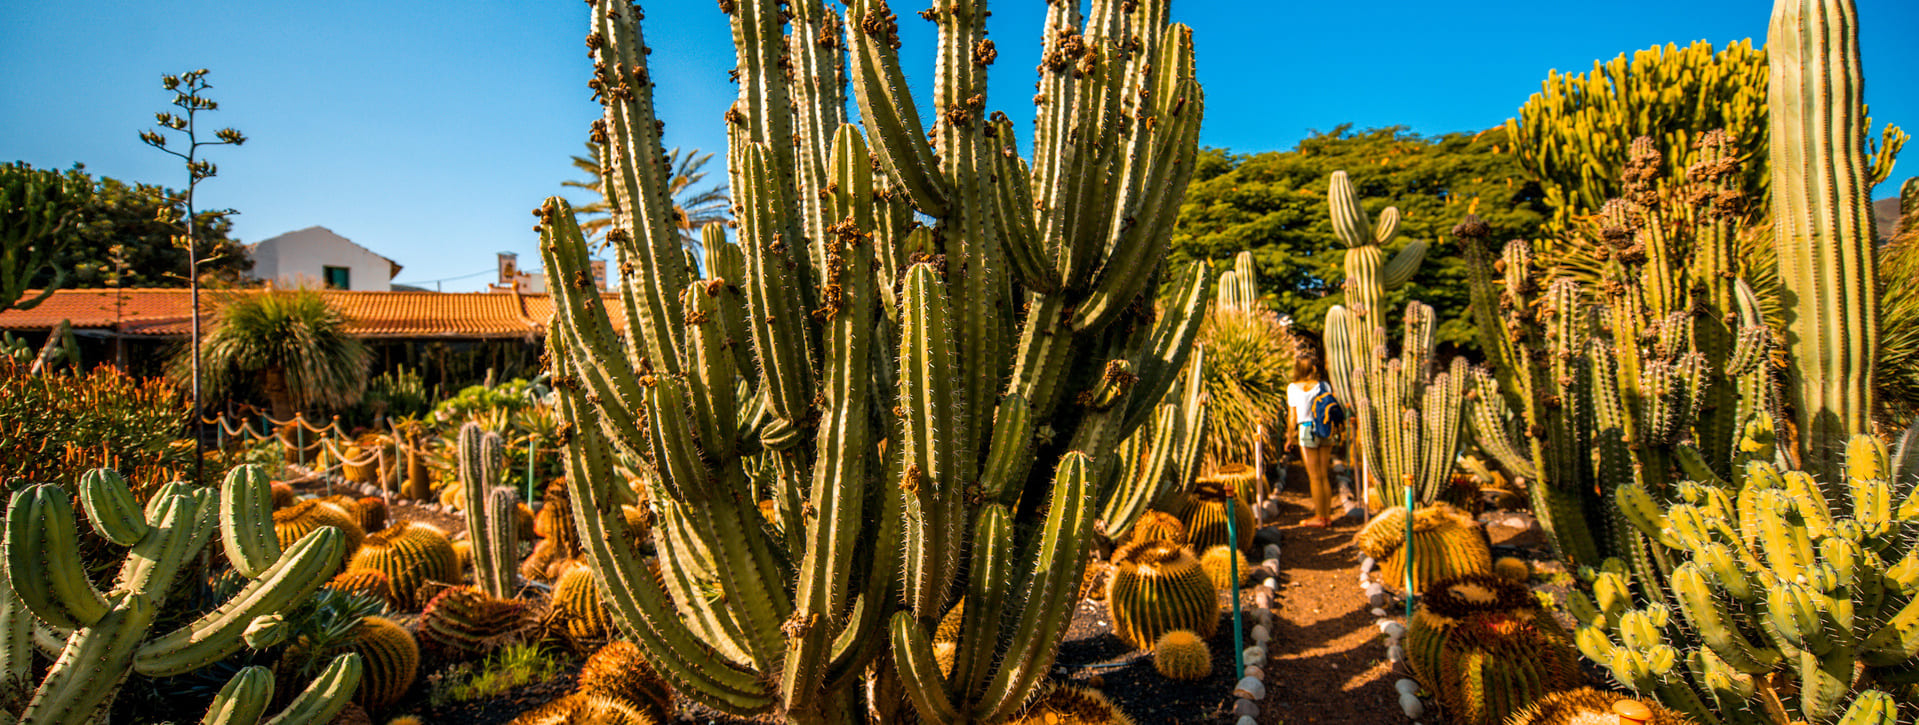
[249, 227, 396, 291]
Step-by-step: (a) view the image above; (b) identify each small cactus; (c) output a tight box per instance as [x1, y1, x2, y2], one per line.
[507, 692, 656, 725]
[576, 641, 675, 719]
[1406, 574, 1583, 725]
[418, 586, 531, 659]
[274, 499, 366, 566]
[1354, 502, 1491, 595]
[552, 560, 612, 644]
[1105, 540, 1219, 650]
[1007, 684, 1137, 725]
[1493, 556, 1530, 583]
[1129, 510, 1187, 546]
[1179, 481, 1255, 553]
[1151, 630, 1212, 680]
[347, 520, 460, 610]
[1198, 545, 1252, 590]
[327, 568, 398, 608]
[1505, 688, 1695, 725]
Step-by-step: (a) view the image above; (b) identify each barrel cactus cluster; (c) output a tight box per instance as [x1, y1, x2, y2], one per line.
[1406, 574, 1583, 725]
[541, 0, 1206, 720]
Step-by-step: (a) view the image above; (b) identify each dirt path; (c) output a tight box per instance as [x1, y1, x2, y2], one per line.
[1258, 468, 1405, 724]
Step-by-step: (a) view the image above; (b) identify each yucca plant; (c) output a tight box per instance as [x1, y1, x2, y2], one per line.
[179, 288, 371, 420]
[1196, 303, 1292, 467]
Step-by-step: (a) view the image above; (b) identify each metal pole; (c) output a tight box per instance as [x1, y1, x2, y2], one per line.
[1403, 473, 1415, 620]
[1227, 491, 1244, 682]
[525, 434, 537, 503]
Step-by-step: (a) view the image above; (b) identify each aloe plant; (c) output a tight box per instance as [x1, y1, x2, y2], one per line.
[543, 1, 1205, 722]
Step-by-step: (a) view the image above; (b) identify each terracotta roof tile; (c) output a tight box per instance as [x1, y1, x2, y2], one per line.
[0, 289, 627, 340]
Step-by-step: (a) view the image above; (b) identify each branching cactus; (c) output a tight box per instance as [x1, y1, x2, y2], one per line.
[1326, 299, 1468, 507]
[0, 465, 355, 724]
[1571, 433, 1919, 724]
[543, 1, 1205, 722]
[457, 422, 519, 598]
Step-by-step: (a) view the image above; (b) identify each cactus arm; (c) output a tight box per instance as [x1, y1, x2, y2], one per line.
[845, 0, 950, 216]
[779, 124, 881, 717]
[977, 453, 1095, 722]
[738, 142, 820, 438]
[823, 450, 905, 689]
[788, 0, 849, 275]
[17, 593, 154, 725]
[591, 0, 689, 377]
[537, 199, 650, 456]
[113, 488, 216, 605]
[889, 611, 962, 725]
[199, 665, 273, 725]
[1768, 0, 1879, 479]
[77, 469, 147, 547]
[1380, 238, 1428, 289]
[258, 653, 362, 725]
[5, 485, 109, 630]
[898, 263, 965, 618]
[0, 570, 27, 688]
[1099, 403, 1181, 539]
[1672, 564, 1781, 673]
[978, 394, 1037, 506]
[218, 465, 282, 579]
[133, 526, 343, 677]
[1117, 259, 1210, 434]
[987, 116, 1053, 292]
[950, 504, 1015, 706]
[552, 351, 776, 714]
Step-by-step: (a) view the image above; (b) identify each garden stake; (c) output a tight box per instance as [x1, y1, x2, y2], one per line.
[525, 433, 537, 503]
[1227, 490, 1243, 682]
[1403, 473, 1415, 620]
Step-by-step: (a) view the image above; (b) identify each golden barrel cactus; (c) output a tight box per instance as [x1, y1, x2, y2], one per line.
[1200, 463, 1262, 505]
[327, 567, 397, 608]
[1354, 502, 1491, 595]
[1008, 684, 1136, 725]
[552, 560, 612, 643]
[1406, 574, 1582, 725]
[418, 586, 531, 659]
[1198, 545, 1252, 591]
[1506, 688, 1695, 725]
[347, 520, 460, 610]
[272, 499, 365, 565]
[1129, 510, 1187, 546]
[1179, 481, 1255, 553]
[347, 616, 419, 713]
[576, 641, 674, 718]
[1105, 540, 1219, 650]
[1151, 630, 1212, 681]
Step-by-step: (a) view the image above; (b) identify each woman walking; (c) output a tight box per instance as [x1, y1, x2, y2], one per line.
[1286, 350, 1338, 527]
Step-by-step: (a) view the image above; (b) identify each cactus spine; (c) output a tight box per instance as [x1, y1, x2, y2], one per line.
[0, 466, 348, 724]
[457, 422, 519, 598]
[546, 0, 1205, 722]
[1104, 540, 1219, 650]
[1768, 0, 1880, 480]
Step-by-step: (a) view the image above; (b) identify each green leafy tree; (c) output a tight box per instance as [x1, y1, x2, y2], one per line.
[176, 289, 371, 420]
[1, 161, 91, 312]
[1167, 125, 1548, 348]
[6, 163, 254, 290]
[563, 141, 729, 254]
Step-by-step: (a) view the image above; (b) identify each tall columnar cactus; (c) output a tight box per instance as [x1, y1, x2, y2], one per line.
[0, 465, 356, 724]
[1197, 253, 1292, 467]
[1457, 131, 1778, 574]
[1768, 0, 1880, 481]
[1326, 299, 1467, 507]
[1572, 434, 1919, 724]
[457, 423, 519, 598]
[545, 1, 1205, 722]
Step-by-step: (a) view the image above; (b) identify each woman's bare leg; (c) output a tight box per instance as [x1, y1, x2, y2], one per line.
[1303, 445, 1333, 521]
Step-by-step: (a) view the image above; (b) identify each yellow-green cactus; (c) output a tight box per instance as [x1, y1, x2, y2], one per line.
[1150, 630, 1212, 681]
[347, 520, 459, 611]
[1104, 540, 1218, 650]
[1406, 574, 1583, 725]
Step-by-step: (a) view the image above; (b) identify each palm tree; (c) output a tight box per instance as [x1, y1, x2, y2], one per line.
[173, 288, 370, 420]
[563, 142, 730, 256]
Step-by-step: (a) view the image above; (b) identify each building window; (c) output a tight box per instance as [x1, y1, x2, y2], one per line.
[323, 266, 351, 290]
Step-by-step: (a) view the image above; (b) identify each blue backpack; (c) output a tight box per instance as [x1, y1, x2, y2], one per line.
[1308, 383, 1345, 439]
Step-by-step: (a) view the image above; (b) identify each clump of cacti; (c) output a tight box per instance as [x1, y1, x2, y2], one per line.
[552, 560, 611, 644]
[1151, 630, 1213, 681]
[1105, 540, 1219, 650]
[1406, 574, 1583, 725]
[1573, 434, 1919, 723]
[1198, 545, 1251, 591]
[347, 520, 460, 610]
[0, 465, 360, 723]
[418, 586, 531, 660]
[1179, 481, 1255, 553]
[575, 641, 675, 719]
[274, 498, 367, 565]
[456, 423, 521, 598]
[1354, 502, 1491, 595]
[1506, 688, 1697, 725]
[1326, 297, 1467, 508]
[543, 0, 1208, 720]
[1130, 510, 1188, 546]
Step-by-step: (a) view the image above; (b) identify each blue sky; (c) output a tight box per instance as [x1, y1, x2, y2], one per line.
[3, 1, 1914, 292]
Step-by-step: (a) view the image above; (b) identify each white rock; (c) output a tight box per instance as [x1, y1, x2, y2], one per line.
[1237, 717, 1258, 725]
[1234, 677, 1266, 700]
[1250, 624, 1270, 643]
[1232, 698, 1259, 719]
[1400, 692, 1425, 719]
[1362, 582, 1384, 597]
[1244, 665, 1265, 681]
[1262, 577, 1278, 591]
[1242, 646, 1267, 665]
[1264, 544, 1282, 561]
[1253, 590, 1272, 610]
[1378, 621, 1405, 638]
[1395, 678, 1420, 696]
[1260, 558, 1279, 573]
[1387, 644, 1405, 663]
[1371, 607, 1388, 617]
[1360, 556, 1376, 573]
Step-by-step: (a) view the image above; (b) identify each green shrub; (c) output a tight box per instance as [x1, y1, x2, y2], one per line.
[0, 360, 192, 493]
